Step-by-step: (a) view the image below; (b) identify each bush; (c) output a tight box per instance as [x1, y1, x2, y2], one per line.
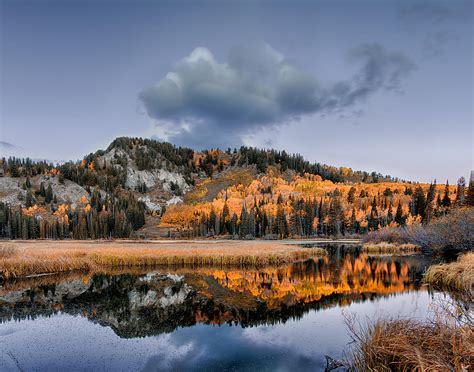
[364, 208, 474, 252]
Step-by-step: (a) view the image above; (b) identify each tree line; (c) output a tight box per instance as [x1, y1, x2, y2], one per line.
[164, 178, 474, 239]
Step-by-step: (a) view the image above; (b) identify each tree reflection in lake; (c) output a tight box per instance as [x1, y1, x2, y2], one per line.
[0, 245, 443, 371]
[0, 246, 429, 338]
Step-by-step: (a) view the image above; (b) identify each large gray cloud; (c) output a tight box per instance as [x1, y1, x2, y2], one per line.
[139, 43, 415, 149]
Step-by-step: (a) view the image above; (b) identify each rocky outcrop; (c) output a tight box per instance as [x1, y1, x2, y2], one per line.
[38, 175, 90, 208]
[0, 177, 26, 206]
[124, 168, 190, 194]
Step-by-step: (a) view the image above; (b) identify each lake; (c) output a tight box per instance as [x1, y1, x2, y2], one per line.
[0, 244, 445, 371]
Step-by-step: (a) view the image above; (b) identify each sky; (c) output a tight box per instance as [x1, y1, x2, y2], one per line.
[0, 0, 472, 183]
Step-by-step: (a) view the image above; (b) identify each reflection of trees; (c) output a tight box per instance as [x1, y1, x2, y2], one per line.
[207, 253, 422, 309]
[0, 252, 427, 338]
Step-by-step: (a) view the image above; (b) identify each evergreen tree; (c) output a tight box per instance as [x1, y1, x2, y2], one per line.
[45, 184, 54, 203]
[456, 177, 466, 206]
[395, 201, 404, 225]
[25, 190, 34, 208]
[466, 175, 474, 207]
[347, 187, 356, 204]
[40, 182, 46, 197]
[442, 180, 451, 207]
[413, 186, 426, 218]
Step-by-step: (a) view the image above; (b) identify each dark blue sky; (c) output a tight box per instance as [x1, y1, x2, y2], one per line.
[1, 0, 472, 182]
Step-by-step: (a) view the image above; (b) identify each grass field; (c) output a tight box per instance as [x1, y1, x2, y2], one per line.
[0, 240, 326, 279]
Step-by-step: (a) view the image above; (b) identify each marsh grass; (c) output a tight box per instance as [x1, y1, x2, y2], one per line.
[424, 252, 474, 293]
[362, 242, 420, 254]
[346, 297, 474, 371]
[0, 240, 326, 279]
[0, 244, 16, 258]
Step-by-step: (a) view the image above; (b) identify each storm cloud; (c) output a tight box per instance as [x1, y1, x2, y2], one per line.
[139, 43, 415, 148]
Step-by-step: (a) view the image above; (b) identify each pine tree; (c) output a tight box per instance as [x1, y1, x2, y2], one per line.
[456, 177, 466, 206]
[442, 180, 451, 207]
[40, 182, 46, 197]
[395, 201, 404, 225]
[347, 187, 356, 204]
[45, 184, 54, 203]
[25, 190, 34, 208]
[466, 174, 474, 207]
[413, 186, 426, 218]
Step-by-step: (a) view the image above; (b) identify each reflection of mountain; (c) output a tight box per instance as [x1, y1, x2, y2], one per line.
[0, 252, 427, 338]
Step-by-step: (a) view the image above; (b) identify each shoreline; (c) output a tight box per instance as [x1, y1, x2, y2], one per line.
[0, 240, 329, 280]
[0, 238, 362, 244]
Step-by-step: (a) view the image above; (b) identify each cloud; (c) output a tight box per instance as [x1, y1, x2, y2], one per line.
[399, 0, 470, 24]
[140, 43, 415, 149]
[399, 0, 472, 58]
[0, 141, 18, 150]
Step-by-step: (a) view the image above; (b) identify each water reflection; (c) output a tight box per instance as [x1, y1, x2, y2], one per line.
[0, 246, 428, 338]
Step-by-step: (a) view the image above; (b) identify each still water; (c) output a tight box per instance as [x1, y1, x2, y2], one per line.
[0, 245, 444, 371]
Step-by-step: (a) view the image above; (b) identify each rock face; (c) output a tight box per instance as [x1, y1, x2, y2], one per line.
[137, 195, 162, 212]
[38, 176, 90, 208]
[0, 177, 25, 206]
[124, 168, 190, 194]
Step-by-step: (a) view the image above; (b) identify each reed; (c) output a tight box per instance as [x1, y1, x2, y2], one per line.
[346, 294, 473, 372]
[424, 252, 474, 292]
[362, 242, 420, 254]
[348, 317, 473, 371]
[0, 240, 325, 279]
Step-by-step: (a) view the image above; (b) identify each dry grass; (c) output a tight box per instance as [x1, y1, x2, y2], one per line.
[348, 316, 473, 371]
[0, 244, 16, 258]
[362, 242, 421, 254]
[0, 240, 325, 279]
[424, 252, 474, 293]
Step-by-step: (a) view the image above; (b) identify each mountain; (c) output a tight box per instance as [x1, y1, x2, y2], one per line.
[0, 137, 461, 240]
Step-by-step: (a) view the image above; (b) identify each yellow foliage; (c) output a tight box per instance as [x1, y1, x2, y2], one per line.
[22, 205, 46, 217]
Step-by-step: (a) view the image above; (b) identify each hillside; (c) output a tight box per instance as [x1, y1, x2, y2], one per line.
[0, 137, 470, 240]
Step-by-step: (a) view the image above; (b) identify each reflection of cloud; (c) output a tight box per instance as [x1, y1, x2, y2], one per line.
[140, 43, 414, 149]
[142, 335, 199, 372]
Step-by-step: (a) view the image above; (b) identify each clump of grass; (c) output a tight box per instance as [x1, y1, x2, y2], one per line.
[346, 302, 473, 371]
[0, 240, 326, 279]
[0, 244, 16, 258]
[362, 242, 420, 254]
[424, 252, 474, 293]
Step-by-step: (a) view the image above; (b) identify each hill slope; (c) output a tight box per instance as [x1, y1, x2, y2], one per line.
[0, 137, 463, 239]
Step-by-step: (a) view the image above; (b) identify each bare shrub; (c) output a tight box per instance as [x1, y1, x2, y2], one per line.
[364, 208, 474, 252]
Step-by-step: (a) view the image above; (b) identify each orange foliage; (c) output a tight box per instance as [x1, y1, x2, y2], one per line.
[161, 172, 457, 230]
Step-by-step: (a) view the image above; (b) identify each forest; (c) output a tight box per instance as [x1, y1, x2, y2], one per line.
[1, 137, 473, 240]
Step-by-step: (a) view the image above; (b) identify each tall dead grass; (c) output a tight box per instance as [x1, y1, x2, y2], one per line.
[0, 240, 326, 279]
[362, 242, 420, 254]
[346, 297, 473, 371]
[424, 252, 474, 293]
